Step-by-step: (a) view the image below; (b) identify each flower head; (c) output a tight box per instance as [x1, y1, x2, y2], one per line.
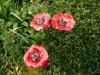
[52, 13, 75, 31]
[23, 44, 48, 68]
[30, 13, 51, 31]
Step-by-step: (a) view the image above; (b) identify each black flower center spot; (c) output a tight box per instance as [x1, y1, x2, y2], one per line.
[37, 19, 44, 25]
[31, 53, 39, 61]
[59, 19, 66, 26]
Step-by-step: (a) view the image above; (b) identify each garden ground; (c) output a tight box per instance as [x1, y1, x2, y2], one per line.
[0, 0, 100, 75]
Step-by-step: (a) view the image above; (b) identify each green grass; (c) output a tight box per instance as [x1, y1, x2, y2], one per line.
[0, 0, 100, 75]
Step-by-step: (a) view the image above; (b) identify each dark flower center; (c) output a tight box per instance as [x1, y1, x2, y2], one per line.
[36, 18, 44, 25]
[59, 19, 66, 26]
[31, 53, 39, 61]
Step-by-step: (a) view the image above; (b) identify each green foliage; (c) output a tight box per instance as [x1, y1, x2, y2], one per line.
[0, 0, 100, 75]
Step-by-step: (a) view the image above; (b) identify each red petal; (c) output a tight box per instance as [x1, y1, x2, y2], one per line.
[40, 60, 48, 68]
[64, 13, 73, 19]
[52, 13, 63, 29]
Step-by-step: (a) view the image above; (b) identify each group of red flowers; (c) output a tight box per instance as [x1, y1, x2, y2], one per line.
[23, 13, 75, 69]
[30, 13, 75, 31]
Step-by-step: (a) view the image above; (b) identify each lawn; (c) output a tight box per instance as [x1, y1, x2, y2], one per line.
[0, 0, 100, 75]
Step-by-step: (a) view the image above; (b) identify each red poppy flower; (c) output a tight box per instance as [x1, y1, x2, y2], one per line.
[30, 13, 51, 31]
[23, 44, 48, 68]
[52, 13, 75, 31]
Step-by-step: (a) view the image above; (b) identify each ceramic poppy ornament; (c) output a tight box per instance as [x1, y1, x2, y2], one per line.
[30, 13, 51, 31]
[23, 44, 48, 68]
[52, 13, 75, 31]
